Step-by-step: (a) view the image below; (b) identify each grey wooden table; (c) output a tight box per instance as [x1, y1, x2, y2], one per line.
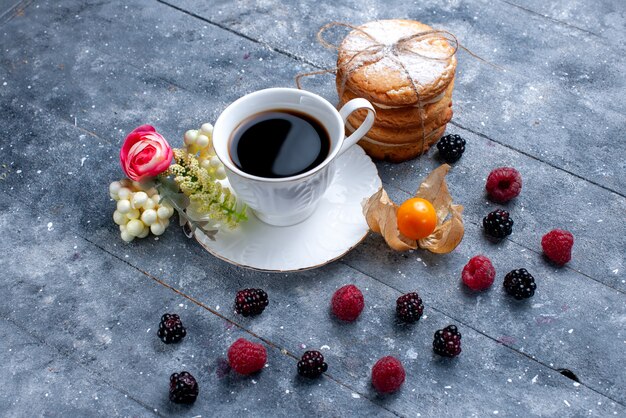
[1, 0, 624, 416]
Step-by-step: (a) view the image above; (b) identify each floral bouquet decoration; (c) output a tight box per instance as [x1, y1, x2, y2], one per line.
[109, 124, 247, 242]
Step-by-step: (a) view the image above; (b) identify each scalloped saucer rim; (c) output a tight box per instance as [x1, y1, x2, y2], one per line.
[194, 145, 381, 273]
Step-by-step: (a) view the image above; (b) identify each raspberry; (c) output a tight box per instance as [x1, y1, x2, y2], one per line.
[462, 255, 496, 291]
[227, 338, 267, 375]
[157, 313, 186, 344]
[486, 167, 522, 203]
[297, 350, 328, 378]
[371, 356, 405, 393]
[169, 371, 198, 404]
[433, 325, 462, 357]
[541, 229, 574, 266]
[234, 288, 269, 317]
[503, 268, 536, 299]
[436, 134, 466, 163]
[396, 292, 424, 323]
[483, 209, 513, 239]
[331, 284, 364, 322]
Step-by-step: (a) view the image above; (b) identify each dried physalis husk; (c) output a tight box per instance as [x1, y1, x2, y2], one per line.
[362, 164, 464, 253]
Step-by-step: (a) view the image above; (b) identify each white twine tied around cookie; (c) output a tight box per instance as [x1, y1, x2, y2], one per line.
[296, 22, 459, 157]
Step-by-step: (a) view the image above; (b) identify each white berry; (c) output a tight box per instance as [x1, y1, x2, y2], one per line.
[143, 198, 156, 210]
[126, 219, 144, 236]
[127, 209, 140, 220]
[150, 221, 166, 236]
[215, 166, 227, 180]
[184, 129, 198, 145]
[196, 134, 210, 148]
[132, 191, 148, 208]
[161, 203, 174, 218]
[113, 210, 127, 225]
[209, 156, 221, 168]
[201, 159, 211, 170]
[109, 181, 122, 195]
[120, 230, 135, 242]
[137, 226, 150, 238]
[141, 209, 158, 225]
[118, 187, 132, 200]
[156, 206, 170, 220]
[117, 199, 131, 214]
[200, 123, 213, 135]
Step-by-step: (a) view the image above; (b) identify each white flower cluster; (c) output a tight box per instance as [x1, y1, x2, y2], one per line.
[109, 179, 174, 242]
[183, 123, 227, 180]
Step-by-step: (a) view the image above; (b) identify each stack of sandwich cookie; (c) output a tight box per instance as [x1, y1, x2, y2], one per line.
[336, 19, 457, 162]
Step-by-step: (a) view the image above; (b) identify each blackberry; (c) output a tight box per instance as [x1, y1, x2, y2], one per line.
[396, 292, 424, 323]
[483, 209, 513, 239]
[436, 134, 466, 163]
[157, 313, 186, 344]
[503, 268, 536, 299]
[433, 325, 462, 357]
[297, 350, 328, 378]
[169, 371, 198, 404]
[234, 288, 269, 316]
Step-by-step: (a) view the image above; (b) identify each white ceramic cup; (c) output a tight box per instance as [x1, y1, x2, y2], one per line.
[213, 87, 375, 226]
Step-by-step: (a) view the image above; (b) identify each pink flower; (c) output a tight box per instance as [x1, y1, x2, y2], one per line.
[120, 125, 173, 182]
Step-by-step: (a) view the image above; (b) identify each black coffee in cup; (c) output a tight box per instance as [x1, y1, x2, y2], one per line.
[229, 110, 331, 178]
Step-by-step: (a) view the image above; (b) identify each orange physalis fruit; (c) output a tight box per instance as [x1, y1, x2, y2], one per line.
[396, 198, 438, 240]
[363, 164, 464, 253]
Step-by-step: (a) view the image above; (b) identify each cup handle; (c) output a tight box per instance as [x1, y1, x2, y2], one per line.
[337, 98, 376, 155]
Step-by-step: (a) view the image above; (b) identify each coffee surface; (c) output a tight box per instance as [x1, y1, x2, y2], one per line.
[229, 110, 330, 178]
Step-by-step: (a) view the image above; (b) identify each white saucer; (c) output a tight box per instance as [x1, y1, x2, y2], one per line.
[194, 145, 381, 272]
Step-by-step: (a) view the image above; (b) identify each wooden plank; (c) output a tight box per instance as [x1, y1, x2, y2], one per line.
[163, 0, 626, 196]
[0, 192, 397, 417]
[0, 96, 623, 415]
[0, 0, 624, 415]
[0, 0, 623, 378]
[346, 184, 626, 404]
[373, 127, 626, 293]
[0, 0, 621, 293]
[0, 0, 32, 23]
[0, 318, 157, 416]
[500, 0, 625, 43]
